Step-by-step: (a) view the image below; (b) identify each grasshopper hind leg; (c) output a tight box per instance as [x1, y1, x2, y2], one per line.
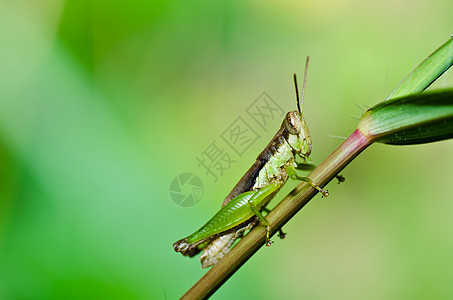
[263, 207, 286, 240]
[245, 183, 283, 247]
[248, 201, 273, 246]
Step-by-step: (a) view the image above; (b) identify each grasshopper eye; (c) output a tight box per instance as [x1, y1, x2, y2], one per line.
[284, 111, 301, 135]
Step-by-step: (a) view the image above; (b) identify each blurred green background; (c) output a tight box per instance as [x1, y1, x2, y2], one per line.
[0, 0, 452, 299]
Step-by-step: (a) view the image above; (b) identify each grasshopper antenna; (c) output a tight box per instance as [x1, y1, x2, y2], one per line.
[294, 56, 309, 115]
[301, 56, 309, 113]
[293, 73, 300, 114]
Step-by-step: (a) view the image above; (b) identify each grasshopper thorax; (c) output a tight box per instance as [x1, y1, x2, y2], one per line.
[283, 111, 312, 157]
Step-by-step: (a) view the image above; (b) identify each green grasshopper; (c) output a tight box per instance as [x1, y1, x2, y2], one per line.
[174, 58, 335, 268]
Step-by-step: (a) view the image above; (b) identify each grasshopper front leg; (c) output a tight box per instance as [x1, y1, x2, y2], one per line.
[296, 161, 345, 184]
[286, 165, 329, 197]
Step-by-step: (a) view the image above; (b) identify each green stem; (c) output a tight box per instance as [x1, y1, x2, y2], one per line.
[180, 129, 373, 300]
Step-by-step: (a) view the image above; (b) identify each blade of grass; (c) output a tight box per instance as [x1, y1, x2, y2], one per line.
[360, 89, 453, 143]
[388, 37, 453, 100]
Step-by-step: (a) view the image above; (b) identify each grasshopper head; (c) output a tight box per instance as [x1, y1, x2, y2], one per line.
[287, 58, 312, 158]
[283, 111, 312, 157]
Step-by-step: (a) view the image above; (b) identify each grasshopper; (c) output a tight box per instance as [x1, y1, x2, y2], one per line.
[174, 58, 336, 268]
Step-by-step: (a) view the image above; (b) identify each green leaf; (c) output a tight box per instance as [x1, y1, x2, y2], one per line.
[388, 37, 453, 99]
[358, 89, 453, 144]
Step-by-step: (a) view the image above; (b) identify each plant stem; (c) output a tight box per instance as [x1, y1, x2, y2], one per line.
[180, 129, 373, 300]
